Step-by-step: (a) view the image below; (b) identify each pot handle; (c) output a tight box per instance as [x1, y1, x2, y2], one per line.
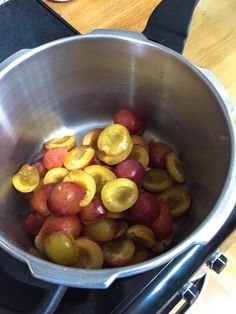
[142, 0, 200, 54]
[196, 66, 236, 116]
[26, 257, 119, 289]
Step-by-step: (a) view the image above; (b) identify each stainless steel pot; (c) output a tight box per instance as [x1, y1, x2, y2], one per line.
[0, 29, 235, 288]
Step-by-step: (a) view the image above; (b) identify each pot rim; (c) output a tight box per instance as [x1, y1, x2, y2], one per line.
[0, 30, 235, 288]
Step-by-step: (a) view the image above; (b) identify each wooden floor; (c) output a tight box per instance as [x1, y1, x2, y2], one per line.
[188, 232, 236, 313]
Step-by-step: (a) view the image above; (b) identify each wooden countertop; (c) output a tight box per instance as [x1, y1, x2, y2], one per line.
[44, 0, 236, 104]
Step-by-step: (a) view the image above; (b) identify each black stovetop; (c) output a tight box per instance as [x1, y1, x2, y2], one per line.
[0, 1, 235, 313]
[0, 0, 78, 63]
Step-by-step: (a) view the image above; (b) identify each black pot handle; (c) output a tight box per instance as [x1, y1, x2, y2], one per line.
[142, 0, 200, 54]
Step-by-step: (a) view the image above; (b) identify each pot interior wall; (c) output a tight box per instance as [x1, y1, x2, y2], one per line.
[0, 36, 231, 251]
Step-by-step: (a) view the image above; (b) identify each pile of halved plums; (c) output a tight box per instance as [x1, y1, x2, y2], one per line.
[12, 109, 191, 269]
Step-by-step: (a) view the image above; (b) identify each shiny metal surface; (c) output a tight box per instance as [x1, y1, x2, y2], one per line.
[0, 30, 235, 288]
[0, 0, 10, 5]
